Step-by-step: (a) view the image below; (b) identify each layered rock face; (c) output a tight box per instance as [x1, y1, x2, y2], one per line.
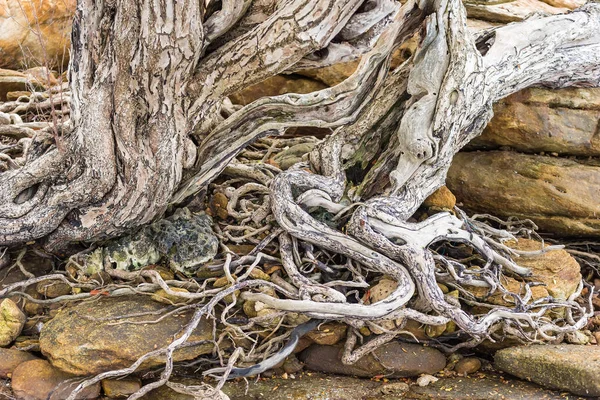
[447, 88, 600, 237]
[0, 0, 76, 70]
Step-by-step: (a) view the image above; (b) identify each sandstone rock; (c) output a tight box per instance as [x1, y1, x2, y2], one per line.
[0, 298, 26, 347]
[0, 69, 43, 101]
[40, 296, 215, 375]
[305, 323, 347, 346]
[11, 359, 100, 400]
[36, 279, 72, 298]
[454, 357, 482, 375]
[447, 151, 600, 237]
[300, 342, 446, 378]
[495, 345, 600, 397]
[466, 238, 581, 305]
[6, 90, 31, 101]
[0, 348, 38, 378]
[423, 186, 456, 210]
[101, 378, 142, 398]
[230, 75, 327, 106]
[0, 0, 75, 70]
[465, 0, 569, 23]
[471, 88, 600, 156]
[24, 67, 59, 88]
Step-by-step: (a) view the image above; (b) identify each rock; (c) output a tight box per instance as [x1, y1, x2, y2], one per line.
[416, 374, 439, 387]
[230, 75, 327, 106]
[423, 186, 456, 210]
[83, 208, 218, 276]
[23, 67, 59, 88]
[151, 288, 190, 304]
[406, 372, 566, 399]
[495, 345, 600, 397]
[11, 359, 100, 400]
[282, 354, 304, 374]
[0, 298, 26, 347]
[305, 323, 347, 346]
[0, 69, 43, 101]
[470, 88, 600, 156]
[39, 296, 215, 375]
[465, 0, 569, 23]
[466, 238, 581, 305]
[447, 151, 600, 237]
[101, 378, 142, 398]
[36, 279, 72, 298]
[454, 357, 482, 375]
[0, 0, 75, 70]
[300, 342, 446, 378]
[271, 143, 316, 170]
[6, 90, 31, 101]
[0, 348, 38, 378]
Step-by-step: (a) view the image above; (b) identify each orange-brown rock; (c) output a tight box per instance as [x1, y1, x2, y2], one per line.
[466, 238, 582, 305]
[447, 151, 600, 237]
[423, 186, 456, 210]
[471, 87, 600, 156]
[0, 0, 76, 70]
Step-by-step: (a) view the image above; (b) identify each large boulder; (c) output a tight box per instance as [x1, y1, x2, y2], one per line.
[447, 151, 600, 237]
[495, 345, 600, 397]
[39, 296, 215, 375]
[0, 0, 75, 70]
[471, 87, 600, 156]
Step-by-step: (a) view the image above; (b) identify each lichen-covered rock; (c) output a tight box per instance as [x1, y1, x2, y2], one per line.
[495, 345, 600, 397]
[83, 208, 218, 276]
[0, 0, 75, 70]
[0, 298, 26, 347]
[447, 151, 600, 237]
[40, 296, 215, 375]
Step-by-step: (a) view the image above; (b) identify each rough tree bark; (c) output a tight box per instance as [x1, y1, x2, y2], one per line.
[1, 0, 600, 397]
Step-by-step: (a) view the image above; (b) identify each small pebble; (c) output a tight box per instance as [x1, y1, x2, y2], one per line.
[454, 357, 482, 375]
[417, 374, 439, 387]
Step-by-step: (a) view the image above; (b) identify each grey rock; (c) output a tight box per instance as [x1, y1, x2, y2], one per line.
[495, 344, 600, 397]
[300, 342, 446, 378]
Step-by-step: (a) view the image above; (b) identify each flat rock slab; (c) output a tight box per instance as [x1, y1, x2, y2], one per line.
[495, 345, 600, 397]
[39, 296, 214, 375]
[405, 373, 570, 400]
[141, 372, 571, 400]
[300, 342, 446, 378]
